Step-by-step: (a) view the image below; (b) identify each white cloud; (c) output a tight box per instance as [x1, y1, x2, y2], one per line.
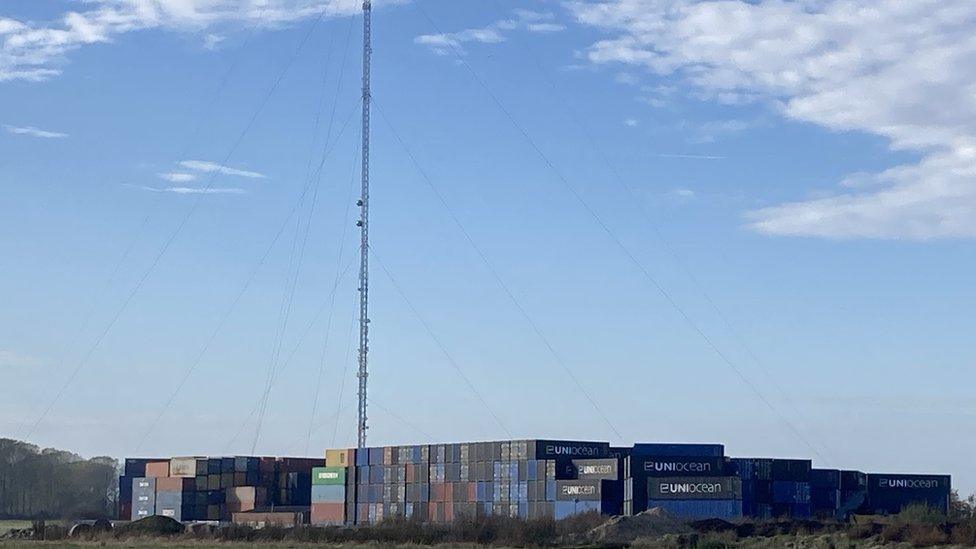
[0, 349, 46, 369]
[203, 33, 225, 50]
[415, 9, 564, 56]
[623, 118, 638, 127]
[0, 1, 407, 82]
[158, 172, 198, 183]
[671, 188, 696, 199]
[137, 185, 246, 195]
[4, 124, 68, 138]
[569, 0, 976, 239]
[179, 160, 265, 179]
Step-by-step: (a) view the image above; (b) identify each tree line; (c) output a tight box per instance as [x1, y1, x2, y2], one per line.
[0, 438, 117, 519]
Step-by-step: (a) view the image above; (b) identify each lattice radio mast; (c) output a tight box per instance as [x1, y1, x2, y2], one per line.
[356, 0, 372, 450]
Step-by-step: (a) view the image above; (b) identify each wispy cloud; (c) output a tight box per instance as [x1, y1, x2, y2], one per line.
[4, 124, 68, 138]
[179, 160, 265, 179]
[415, 9, 564, 56]
[136, 185, 246, 195]
[623, 118, 638, 127]
[203, 33, 225, 50]
[0, 349, 46, 369]
[157, 172, 198, 183]
[0, 1, 409, 82]
[671, 188, 696, 200]
[570, 0, 976, 239]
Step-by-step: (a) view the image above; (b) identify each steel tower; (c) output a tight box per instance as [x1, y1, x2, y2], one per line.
[356, 0, 372, 449]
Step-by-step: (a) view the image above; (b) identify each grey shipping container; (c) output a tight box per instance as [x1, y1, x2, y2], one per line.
[647, 477, 742, 501]
[534, 440, 609, 460]
[631, 456, 728, 477]
[569, 459, 620, 481]
[555, 480, 603, 502]
[132, 478, 156, 520]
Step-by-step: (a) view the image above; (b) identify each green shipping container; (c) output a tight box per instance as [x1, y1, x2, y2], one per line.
[313, 467, 347, 485]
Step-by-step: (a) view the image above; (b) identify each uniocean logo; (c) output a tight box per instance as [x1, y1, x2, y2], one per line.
[660, 482, 725, 495]
[644, 461, 712, 473]
[879, 478, 941, 489]
[561, 485, 598, 496]
[546, 444, 602, 457]
[579, 464, 614, 475]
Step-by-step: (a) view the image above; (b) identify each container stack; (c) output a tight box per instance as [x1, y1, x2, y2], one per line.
[810, 469, 841, 519]
[622, 443, 739, 520]
[838, 470, 868, 517]
[732, 458, 812, 519]
[346, 439, 618, 524]
[311, 466, 350, 525]
[119, 442, 954, 524]
[865, 474, 951, 515]
[119, 456, 322, 522]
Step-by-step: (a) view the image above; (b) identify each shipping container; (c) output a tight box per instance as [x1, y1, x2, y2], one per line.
[534, 440, 609, 460]
[630, 456, 728, 478]
[312, 484, 346, 502]
[311, 502, 345, 525]
[632, 444, 724, 458]
[132, 478, 156, 520]
[326, 449, 355, 468]
[312, 467, 347, 485]
[233, 511, 306, 528]
[647, 477, 742, 500]
[170, 457, 208, 478]
[144, 461, 170, 478]
[646, 499, 742, 520]
[865, 474, 951, 514]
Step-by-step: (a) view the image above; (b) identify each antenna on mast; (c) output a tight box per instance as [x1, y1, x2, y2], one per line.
[356, 0, 372, 450]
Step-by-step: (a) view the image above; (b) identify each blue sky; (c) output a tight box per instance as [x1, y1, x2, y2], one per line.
[2, 1, 974, 494]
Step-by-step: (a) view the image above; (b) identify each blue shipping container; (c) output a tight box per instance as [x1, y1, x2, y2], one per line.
[633, 443, 724, 458]
[554, 500, 601, 520]
[646, 499, 742, 520]
[772, 481, 811, 504]
[312, 484, 346, 502]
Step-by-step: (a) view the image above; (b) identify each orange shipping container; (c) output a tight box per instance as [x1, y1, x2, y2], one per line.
[310, 502, 345, 525]
[144, 461, 170, 478]
[156, 477, 191, 493]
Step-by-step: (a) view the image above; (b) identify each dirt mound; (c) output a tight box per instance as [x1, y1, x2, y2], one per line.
[587, 508, 693, 544]
[116, 515, 183, 537]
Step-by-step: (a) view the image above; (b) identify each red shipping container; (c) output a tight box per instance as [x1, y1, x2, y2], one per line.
[427, 501, 437, 522]
[311, 503, 345, 525]
[444, 502, 454, 522]
[145, 461, 170, 478]
[467, 482, 477, 502]
[119, 502, 132, 521]
[405, 463, 415, 483]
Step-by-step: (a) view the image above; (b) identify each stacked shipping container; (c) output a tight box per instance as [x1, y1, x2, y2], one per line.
[622, 444, 741, 520]
[731, 458, 812, 519]
[118, 456, 321, 521]
[348, 439, 621, 524]
[120, 441, 952, 525]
